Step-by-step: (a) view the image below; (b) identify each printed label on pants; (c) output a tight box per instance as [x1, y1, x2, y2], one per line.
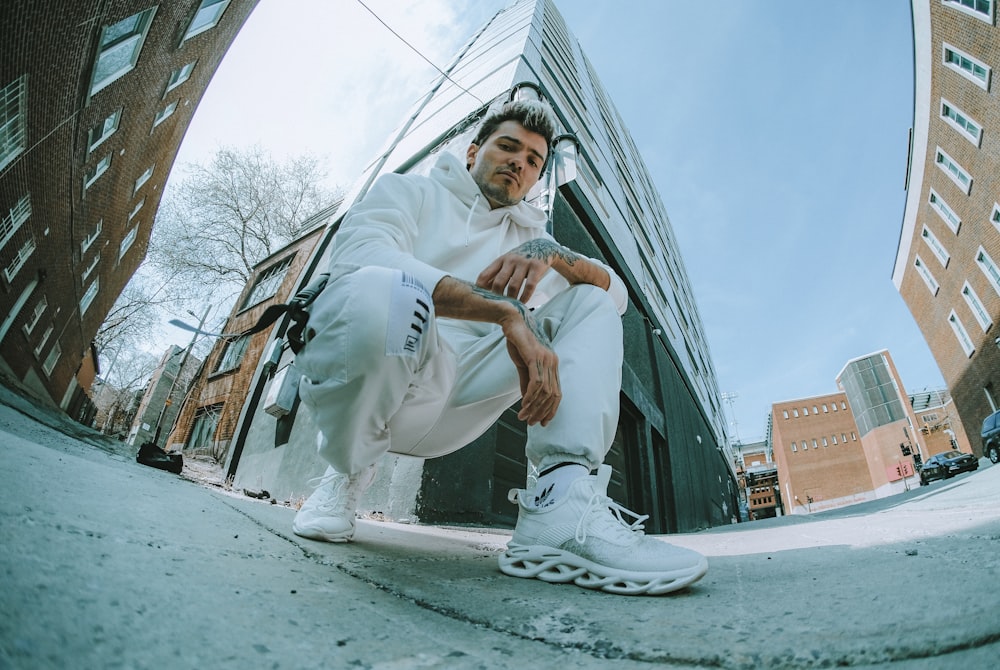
[386, 272, 431, 357]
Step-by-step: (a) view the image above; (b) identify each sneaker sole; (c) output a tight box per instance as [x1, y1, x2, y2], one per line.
[498, 544, 708, 595]
[291, 521, 355, 543]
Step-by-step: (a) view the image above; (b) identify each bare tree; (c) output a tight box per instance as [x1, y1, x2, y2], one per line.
[148, 145, 335, 306]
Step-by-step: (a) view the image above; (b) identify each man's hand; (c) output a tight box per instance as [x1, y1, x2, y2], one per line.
[432, 276, 561, 426]
[476, 238, 609, 304]
[498, 305, 561, 426]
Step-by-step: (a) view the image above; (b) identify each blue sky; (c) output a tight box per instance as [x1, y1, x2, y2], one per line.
[169, 0, 943, 442]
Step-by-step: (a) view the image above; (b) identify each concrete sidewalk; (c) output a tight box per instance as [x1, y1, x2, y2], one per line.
[1, 386, 999, 669]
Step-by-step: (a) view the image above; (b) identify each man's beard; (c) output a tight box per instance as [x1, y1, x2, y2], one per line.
[472, 165, 520, 207]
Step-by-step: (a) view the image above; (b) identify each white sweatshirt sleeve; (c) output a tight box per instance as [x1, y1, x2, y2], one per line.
[326, 173, 449, 294]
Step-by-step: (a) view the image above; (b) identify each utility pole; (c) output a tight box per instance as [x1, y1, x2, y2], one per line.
[150, 304, 210, 448]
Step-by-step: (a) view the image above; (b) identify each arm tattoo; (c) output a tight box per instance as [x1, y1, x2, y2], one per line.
[515, 239, 578, 267]
[468, 282, 553, 348]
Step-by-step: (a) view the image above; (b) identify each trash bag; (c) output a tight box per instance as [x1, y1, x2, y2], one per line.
[136, 441, 183, 474]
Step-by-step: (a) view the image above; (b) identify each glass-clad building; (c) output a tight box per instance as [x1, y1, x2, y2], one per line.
[225, 0, 737, 532]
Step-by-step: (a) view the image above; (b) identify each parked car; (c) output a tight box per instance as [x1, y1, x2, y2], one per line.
[982, 409, 1000, 464]
[918, 450, 979, 485]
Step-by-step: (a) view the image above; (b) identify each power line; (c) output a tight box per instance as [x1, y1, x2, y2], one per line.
[354, 0, 484, 106]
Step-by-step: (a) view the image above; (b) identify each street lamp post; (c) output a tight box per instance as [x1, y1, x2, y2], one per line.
[150, 304, 210, 448]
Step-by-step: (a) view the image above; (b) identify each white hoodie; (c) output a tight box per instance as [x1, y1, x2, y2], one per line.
[328, 151, 627, 316]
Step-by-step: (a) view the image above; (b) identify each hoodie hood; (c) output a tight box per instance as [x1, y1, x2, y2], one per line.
[429, 151, 548, 232]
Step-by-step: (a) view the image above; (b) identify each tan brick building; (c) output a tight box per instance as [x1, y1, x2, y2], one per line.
[772, 392, 876, 515]
[771, 349, 978, 515]
[0, 1, 257, 420]
[165, 216, 329, 460]
[895, 0, 1000, 456]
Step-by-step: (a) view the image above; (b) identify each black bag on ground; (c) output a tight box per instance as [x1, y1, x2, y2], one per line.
[136, 441, 183, 474]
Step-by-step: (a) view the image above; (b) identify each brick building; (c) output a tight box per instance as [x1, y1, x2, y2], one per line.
[165, 213, 331, 461]
[771, 349, 977, 515]
[733, 439, 780, 521]
[909, 388, 972, 458]
[126, 344, 202, 448]
[895, 0, 1000, 456]
[771, 392, 876, 515]
[0, 1, 257, 419]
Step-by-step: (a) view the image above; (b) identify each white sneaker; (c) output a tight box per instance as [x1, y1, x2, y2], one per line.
[292, 465, 376, 542]
[499, 464, 708, 595]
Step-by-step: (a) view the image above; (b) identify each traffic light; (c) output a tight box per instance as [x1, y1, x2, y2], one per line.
[900, 443, 912, 456]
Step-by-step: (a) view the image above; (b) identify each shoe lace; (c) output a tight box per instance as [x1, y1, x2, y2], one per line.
[575, 490, 649, 544]
[306, 471, 356, 515]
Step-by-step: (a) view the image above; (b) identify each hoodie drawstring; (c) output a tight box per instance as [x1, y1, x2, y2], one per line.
[465, 194, 479, 247]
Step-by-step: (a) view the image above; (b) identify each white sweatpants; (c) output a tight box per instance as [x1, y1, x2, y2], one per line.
[295, 266, 623, 477]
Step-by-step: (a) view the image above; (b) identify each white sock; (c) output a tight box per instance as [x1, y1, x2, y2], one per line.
[531, 464, 589, 508]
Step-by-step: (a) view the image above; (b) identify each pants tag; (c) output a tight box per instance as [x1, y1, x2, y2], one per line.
[385, 272, 431, 357]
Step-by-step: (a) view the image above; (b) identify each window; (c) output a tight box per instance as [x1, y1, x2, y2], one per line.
[940, 99, 983, 146]
[793, 408, 799, 418]
[948, 310, 976, 357]
[961, 282, 992, 331]
[119, 226, 137, 260]
[802, 407, 809, 416]
[84, 153, 112, 190]
[82, 219, 102, 253]
[42, 340, 61, 376]
[1, 193, 31, 249]
[134, 165, 154, 194]
[184, 0, 231, 41]
[992, 203, 1000, 235]
[976, 246, 1000, 296]
[129, 197, 145, 221]
[791, 442, 798, 452]
[813, 406, 819, 414]
[942, 0, 994, 23]
[851, 431, 857, 441]
[783, 410, 789, 419]
[843, 433, 849, 443]
[186, 403, 224, 450]
[22, 295, 47, 335]
[914, 255, 940, 295]
[842, 402, 848, 411]
[90, 8, 157, 95]
[823, 404, 829, 413]
[921, 225, 950, 266]
[214, 334, 250, 373]
[812, 439, 818, 449]
[152, 100, 177, 128]
[929, 189, 961, 234]
[943, 43, 991, 90]
[4, 236, 35, 282]
[1, 74, 28, 172]
[87, 109, 122, 152]
[832, 403, 838, 412]
[241, 256, 292, 309]
[832, 435, 838, 445]
[33, 324, 53, 357]
[80, 278, 99, 315]
[165, 61, 196, 94]
[82, 251, 100, 282]
[935, 147, 972, 194]
[802, 441, 808, 450]
[822, 437, 829, 447]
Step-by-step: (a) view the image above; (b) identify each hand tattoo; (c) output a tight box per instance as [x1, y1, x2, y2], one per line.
[513, 239, 578, 267]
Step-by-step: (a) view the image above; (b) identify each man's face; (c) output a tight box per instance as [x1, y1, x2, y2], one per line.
[466, 120, 548, 209]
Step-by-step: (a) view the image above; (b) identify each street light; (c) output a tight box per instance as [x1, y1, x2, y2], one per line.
[150, 304, 211, 448]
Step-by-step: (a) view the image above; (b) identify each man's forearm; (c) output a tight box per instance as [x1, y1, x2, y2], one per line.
[432, 276, 525, 325]
[511, 239, 610, 290]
